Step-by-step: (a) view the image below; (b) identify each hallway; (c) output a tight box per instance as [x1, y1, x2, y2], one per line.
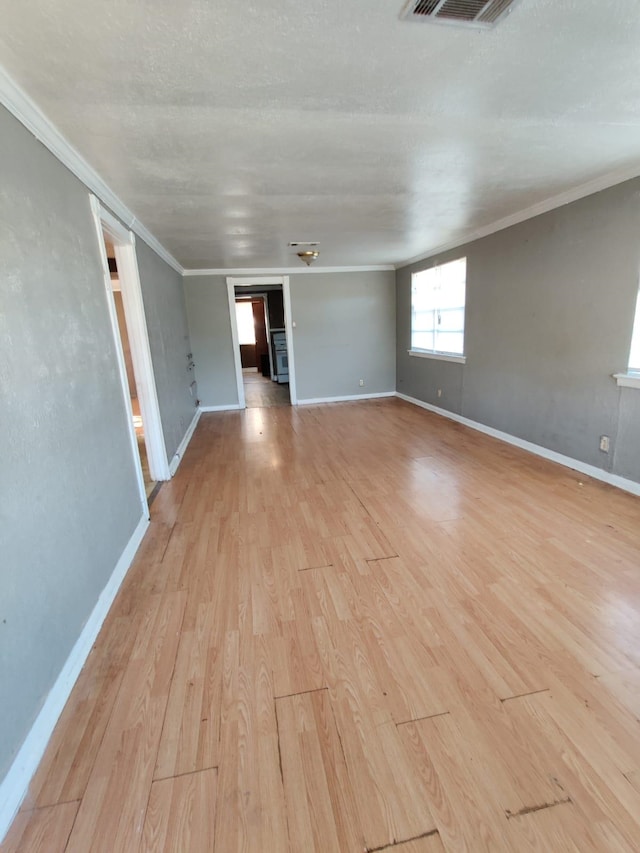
[243, 369, 290, 408]
[5, 399, 640, 852]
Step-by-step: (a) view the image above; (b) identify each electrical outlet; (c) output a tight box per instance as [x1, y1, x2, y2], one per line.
[599, 435, 610, 453]
[437, 389, 442, 398]
[359, 379, 365, 386]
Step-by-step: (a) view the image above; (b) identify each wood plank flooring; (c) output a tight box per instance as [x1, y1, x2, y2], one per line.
[243, 369, 290, 408]
[4, 398, 640, 852]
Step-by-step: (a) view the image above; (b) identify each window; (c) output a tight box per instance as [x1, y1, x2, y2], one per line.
[629, 289, 640, 373]
[614, 287, 640, 389]
[411, 257, 466, 359]
[235, 301, 256, 345]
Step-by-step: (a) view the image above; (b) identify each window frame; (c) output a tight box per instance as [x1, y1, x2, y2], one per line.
[627, 289, 640, 373]
[409, 257, 467, 365]
[614, 287, 640, 389]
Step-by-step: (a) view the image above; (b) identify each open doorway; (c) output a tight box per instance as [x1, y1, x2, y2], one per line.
[235, 293, 289, 408]
[107, 241, 156, 497]
[228, 276, 297, 408]
[90, 197, 170, 513]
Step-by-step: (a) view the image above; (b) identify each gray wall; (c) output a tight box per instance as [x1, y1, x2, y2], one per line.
[0, 102, 195, 783]
[136, 239, 196, 459]
[615, 389, 640, 483]
[396, 178, 640, 483]
[290, 271, 396, 400]
[0, 106, 143, 780]
[184, 275, 239, 407]
[183, 271, 396, 406]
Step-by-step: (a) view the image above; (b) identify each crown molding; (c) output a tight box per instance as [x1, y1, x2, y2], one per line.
[0, 64, 183, 275]
[5, 62, 639, 280]
[397, 163, 640, 270]
[183, 264, 395, 277]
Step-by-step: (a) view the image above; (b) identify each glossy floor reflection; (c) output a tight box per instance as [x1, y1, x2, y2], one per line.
[6, 399, 640, 852]
[243, 369, 290, 408]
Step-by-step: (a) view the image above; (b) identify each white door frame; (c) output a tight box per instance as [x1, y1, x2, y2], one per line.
[90, 196, 170, 500]
[226, 276, 298, 406]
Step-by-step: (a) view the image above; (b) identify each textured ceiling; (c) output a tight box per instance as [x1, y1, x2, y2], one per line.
[2, 0, 640, 269]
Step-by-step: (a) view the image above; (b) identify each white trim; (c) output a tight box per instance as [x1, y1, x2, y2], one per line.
[396, 393, 640, 498]
[228, 276, 287, 287]
[398, 168, 640, 270]
[168, 408, 201, 476]
[90, 200, 148, 513]
[0, 65, 183, 275]
[115, 238, 169, 483]
[298, 391, 396, 405]
[614, 372, 640, 389]
[199, 404, 243, 412]
[226, 276, 298, 406]
[281, 276, 298, 406]
[0, 514, 149, 843]
[226, 280, 246, 409]
[91, 197, 170, 486]
[184, 265, 395, 276]
[4, 59, 639, 282]
[408, 350, 466, 364]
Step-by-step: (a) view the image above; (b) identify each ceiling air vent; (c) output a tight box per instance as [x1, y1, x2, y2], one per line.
[401, 0, 520, 28]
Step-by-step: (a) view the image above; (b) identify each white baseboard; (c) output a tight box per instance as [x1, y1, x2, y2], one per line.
[396, 393, 640, 498]
[199, 404, 243, 412]
[297, 391, 396, 406]
[168, 408, 201, 476]
[0, 514, 150, 843]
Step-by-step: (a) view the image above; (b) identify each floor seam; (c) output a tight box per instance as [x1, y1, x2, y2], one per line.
[505, 796, 572, 819]
[365, 827, 440, 852]
[275, 687, 328, 700]
[396, 711, 450, 726]
[500, 688, 550, 703]
[152, 765, 219, 783]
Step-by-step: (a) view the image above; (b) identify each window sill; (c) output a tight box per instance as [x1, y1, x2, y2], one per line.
[614, 372, 640, 389]
[408, 350, 466, 365]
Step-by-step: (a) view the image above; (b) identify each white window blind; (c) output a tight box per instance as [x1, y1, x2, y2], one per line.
[629, 290, 640, 372]
[411, 258, 467, 356]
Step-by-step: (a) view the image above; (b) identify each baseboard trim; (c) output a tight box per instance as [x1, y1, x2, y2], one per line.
[396, 393, 640, 498]
[199, 404, 243, 412]
[169, 409, 201, 476]
[297, 391, 396, 406]
[0, 514, 150, 843]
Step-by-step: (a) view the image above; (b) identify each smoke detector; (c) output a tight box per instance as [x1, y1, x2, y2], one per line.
[400, 0, 520, 28]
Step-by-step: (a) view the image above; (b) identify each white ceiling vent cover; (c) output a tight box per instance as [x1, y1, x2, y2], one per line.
[401, 0, 520, 28]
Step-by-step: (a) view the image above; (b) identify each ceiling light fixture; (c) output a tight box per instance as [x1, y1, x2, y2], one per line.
[297, 250, 319, 266]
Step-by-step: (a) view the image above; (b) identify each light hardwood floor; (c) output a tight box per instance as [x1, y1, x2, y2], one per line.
[243, 369, 290, 408]
[4, 398, 640, 852]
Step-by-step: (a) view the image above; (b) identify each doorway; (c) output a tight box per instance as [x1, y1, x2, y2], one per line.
[227, 276, 297, 408]
[107, 242, 156, 497]
[235, 294, 289, 408]
[90, 197, 170, 513]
